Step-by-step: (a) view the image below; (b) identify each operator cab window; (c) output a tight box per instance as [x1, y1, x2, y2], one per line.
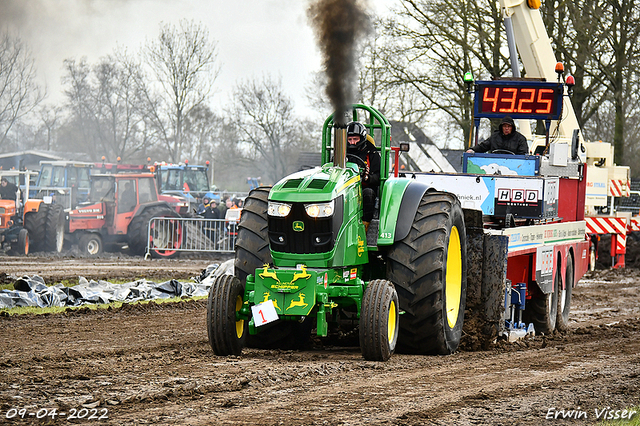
[52, 166, 65, 187]
[138, 178, 157, 204]
[39, 165, 53, 186]
[118, 179, 137, 214]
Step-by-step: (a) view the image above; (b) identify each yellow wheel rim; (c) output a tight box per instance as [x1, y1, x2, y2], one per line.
[388, 300, 397, 344]
[445, 226, 462, 329]
[235, 295, 245, 339]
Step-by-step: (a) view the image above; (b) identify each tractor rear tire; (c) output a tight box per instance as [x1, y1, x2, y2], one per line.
[234, 186, 309, 349]
[43, 203, 65, 253]
[24, 204, 49, 253]
[360, 279, 399, 361]
[235, 186, 273, 281]
[128, 206, 182, 258]
[387, 191, 467, 355]
[207, 274, 246, 356]
[79, 233, 103, 257]
[556, 253, 573, 332]
[525, 265, 559, 335]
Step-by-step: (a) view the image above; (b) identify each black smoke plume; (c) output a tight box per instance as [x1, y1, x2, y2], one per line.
[308, 0, 371, 126]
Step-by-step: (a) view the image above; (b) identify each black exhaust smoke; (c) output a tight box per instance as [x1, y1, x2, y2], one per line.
[308, 0, 371, 127]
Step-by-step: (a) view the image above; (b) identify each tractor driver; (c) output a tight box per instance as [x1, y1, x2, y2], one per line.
[465, 115, 529, 155]
[0, 177, 18, 200]
[346, 121, 380, 231]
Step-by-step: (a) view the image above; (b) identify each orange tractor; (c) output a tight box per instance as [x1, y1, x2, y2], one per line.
[0, 171, 65, 255]
[67, 173, 183, 257]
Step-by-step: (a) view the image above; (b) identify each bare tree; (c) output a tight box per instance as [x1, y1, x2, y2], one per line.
[230, 75, 317, 183]
[143, 20, 220, 162]
[182, 103, 221, 164]
[542, 0, 640, 164]
[61, 52, 149, 162]
[37, 104, 62, 151]
[371, 0, 509, 147]
[0, 31, 44, 148]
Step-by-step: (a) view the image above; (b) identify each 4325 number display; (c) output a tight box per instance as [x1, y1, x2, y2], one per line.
[474, 81, 563, 120]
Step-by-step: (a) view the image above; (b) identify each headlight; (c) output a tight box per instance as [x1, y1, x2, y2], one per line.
[305, 201, 334, 218]
[268, 201, 292, 217]
[0, 207, 5, 214]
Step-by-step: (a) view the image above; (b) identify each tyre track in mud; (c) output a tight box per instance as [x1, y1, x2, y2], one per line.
[0, 264, 638, 425]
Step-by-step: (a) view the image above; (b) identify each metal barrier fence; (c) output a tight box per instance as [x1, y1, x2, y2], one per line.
[145, 217, 239, 258]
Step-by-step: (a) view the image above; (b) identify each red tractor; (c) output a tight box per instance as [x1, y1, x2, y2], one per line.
[67, 173, 183, 257]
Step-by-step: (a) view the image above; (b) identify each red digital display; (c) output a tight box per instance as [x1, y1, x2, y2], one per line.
[480, 86, 557, 115]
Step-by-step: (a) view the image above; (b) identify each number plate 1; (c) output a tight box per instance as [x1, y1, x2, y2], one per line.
[251, 300, 279, 327]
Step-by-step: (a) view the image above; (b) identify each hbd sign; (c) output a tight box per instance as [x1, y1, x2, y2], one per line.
[497, 188, 539, 203]
[494, 177, 545, 218]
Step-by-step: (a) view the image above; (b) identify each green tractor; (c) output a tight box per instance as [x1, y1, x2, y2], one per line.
[207, 105, 467, 361]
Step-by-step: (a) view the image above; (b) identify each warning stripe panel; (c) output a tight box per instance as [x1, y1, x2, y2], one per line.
[586, 217, 628, 235]
[615, 234, 627, 254]
[630, 218, 640, 232]
[608, 179, 631, 197]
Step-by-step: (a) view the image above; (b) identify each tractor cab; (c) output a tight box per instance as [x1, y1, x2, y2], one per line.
[79, 174, 159, 235]
[69, 172, 182, 257]
[34, 161, 94, 209]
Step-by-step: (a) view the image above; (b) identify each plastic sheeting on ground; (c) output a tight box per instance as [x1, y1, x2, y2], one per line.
[0, 258, 236, 310]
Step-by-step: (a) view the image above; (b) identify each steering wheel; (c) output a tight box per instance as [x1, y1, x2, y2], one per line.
[346, 154, 368, 178]
[491, 149, 515, 155]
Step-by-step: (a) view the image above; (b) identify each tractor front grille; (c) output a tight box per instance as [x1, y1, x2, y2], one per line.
[268, 196, 343, 254]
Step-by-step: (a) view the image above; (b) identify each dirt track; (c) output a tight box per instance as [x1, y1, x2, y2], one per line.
[0, 256, 639, 425]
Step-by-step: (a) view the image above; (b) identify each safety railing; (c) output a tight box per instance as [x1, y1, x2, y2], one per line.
[145, 216, 239, 258]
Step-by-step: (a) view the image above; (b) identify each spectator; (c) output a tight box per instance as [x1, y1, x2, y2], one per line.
[196, 195, 212, 216]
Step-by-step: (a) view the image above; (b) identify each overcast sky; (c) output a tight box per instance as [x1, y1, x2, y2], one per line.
[1, 0, 396, 116]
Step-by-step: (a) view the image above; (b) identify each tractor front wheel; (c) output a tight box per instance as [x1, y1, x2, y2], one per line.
[10, 228, 29, 255]
[234, 186, 309, 349]
[207, 274, 246, 356]
[79, 233, 103, 257]
[387, 191, 467, 354]
[360, 279, 399, 361]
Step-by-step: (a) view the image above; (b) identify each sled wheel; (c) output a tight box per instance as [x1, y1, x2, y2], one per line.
[207, 274, 246, 356]
[387, 191, 467, 354]
[556, 253, 573, 332]
[589, 246, 596, 272]
[79, 233, 103, 256]
[360, 279, 399, 361]
[526, 260, 559, 335]
[24, 203, 49, 252]
[44, 203, 65, 253]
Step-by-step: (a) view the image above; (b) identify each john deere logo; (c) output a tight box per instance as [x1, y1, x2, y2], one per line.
[293, 221, 305, 232]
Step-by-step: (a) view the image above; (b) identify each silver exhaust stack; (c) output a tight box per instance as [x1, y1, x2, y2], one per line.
[333, 121, 347, 169]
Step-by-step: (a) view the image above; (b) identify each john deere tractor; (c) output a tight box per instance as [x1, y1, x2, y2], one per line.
[207, 105, 467, 361]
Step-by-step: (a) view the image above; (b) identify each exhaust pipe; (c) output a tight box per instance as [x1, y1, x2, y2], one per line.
[333, 119, 347, 169]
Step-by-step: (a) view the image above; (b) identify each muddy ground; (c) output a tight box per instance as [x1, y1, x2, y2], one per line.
[0, 255, 639, 425]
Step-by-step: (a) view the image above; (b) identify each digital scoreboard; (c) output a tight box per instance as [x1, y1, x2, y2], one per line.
[473, 80, 563, 121]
